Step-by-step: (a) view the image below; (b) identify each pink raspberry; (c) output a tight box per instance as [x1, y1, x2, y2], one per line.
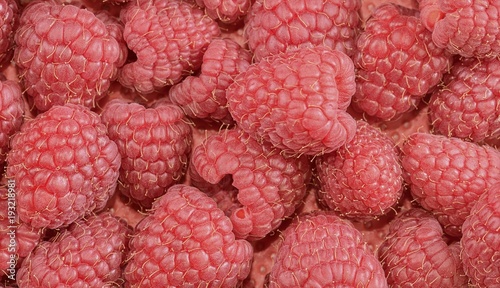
[119, 0, 220, 94]
[268, 211, 388, 287]
[0, 77, 23, 166]
[13, 1, 126, 112]
[101, 99, 192, 208]
[401, 132, 500, 237]
[195, 0, 251, 23]
[316, 120, 403, 220]
[0, 0, 19, 66]
[124, 185, 253, 287]
[6, 104, 121, 229]
[169, 38, 252, 124]
[353, 3, 451, 120]
[227, 45, 357, 156]
[418, 0, 500, 58]
[17, 212, 131, 287]
[191, 128, 311, 240]
[245, 0, 361, 61]
[378, 208, 468, 287]
[461, 181, 500, 287]
[429, 56, 500, 143]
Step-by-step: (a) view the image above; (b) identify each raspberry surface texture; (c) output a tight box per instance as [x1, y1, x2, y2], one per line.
[268, 211, 388, 287]
[124, 184, 253, 287]
[6, 104, 121, 229]
[418, 0, 500, 58]
[378, 208, 468, 287]
[461, 182, 500, 287]
[245, 0, 361, 61]
[0, 0, 18, 66]
[429, 56, 500, 143]
[169, 38, 252, 124]
[101, 99, 192, 208]
[227, 45, 357, 156]
[401, 132, 500, 237]
[195, 0, 251, 23]
[191, 128, 311, 240]
[16, 212, 131, 287]
[316, 120, 403, 219]
[0, 77, 23, 166]
[353, 3, 451, 120]
[14, 1, 125, 111]
[119, 0, 220, 94]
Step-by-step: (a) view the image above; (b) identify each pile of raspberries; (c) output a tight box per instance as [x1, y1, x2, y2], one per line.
[0, 0, 499, 287]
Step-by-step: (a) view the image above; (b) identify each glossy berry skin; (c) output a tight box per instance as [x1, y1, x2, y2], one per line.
[245, 0, 361, 61]
[101, 99, 192, 208]
[14, 1, 125, 111]
[461, 182, 500, 287]
[195, 0, 251, 23]
[6, 104, 121, 229]
[191, 128, 311, 240]
[227, 45, 357, 156]
[401, 132, 500, 237]
[124, 185, 253, 288]
[169, 38, 252, 124]
[0, 77, 23, 166]
[119, 0, 220, 94]
[418, 0, 500, 58]
[268, 211, 388, 288]
[378, 208, 468, 287]
[316, 120, 403, 220]
[353, 3, 451, 120]
[429, 56, 500, 143]
[0, 0, 19, 66]
[16, 212, 131, 288]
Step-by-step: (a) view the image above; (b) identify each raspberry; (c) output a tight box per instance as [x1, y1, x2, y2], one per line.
[123, 184, 253, 287]
[352, 3, 451, 120]
[316, 120, 403, 220]
[401, 132, 500, 237]
[0, 0, 19, 66]
[101, 99, 192, 208]
[0, 77, 23, 166]
[378, 208, 468, 287]
[17, 212, 131, 287]
[268, 211, 388, 287]
[418, 0, 500, 58]
[461, 182, 500, 287]
[169, 38, 252, 124]
[429, 56, 500, 143]
[227, 45, 357, 156]
[191, 128, 311, 240]
[13, 1, 125, 112]
[245, 0, 361, 61]
[195, 0, 251, 23]
[119, 0, 220, 94]
[6, 103, 121, 229]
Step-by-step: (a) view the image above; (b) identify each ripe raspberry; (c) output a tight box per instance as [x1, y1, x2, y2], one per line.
[119, 0, 220, 94]
[101, 99, 192, 208]
[245, 0, 361, 61]
[418, 0, 500, 58]
[195, 0, 251, 23]
[227, 45, 357, 156]
[0, 77, 23, 166]
[169, 38, 252, 124]
[429, 56, 500, 143]
[13, 1, 125, 112]
[378, 208, 468, 287]
[401, 132, 500, 237]
[461, 182, 500, 287]
[191, 128, 311, 240]
[353, 3, 451, 120]
[17, 212, 131, 287]
[6, 103, 121, 229]
[0, 0, 19, 66]
[124, 185, 253, 287]
[316, 120, 403, 219]
[268, 211, 388, 287]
